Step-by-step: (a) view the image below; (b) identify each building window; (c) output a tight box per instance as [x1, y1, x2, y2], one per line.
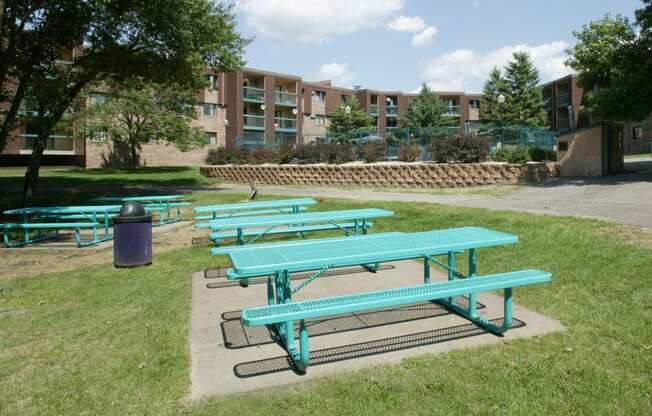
[206, 74, 218, 90]
[89, 93, 108, 107]
[315, 114, 326, 126]
[90, 129, 109, 143]
[633, 126, 643, 140]
[341, 95, 348, 104]
[469, 99, 480, 109]
[313, 91, 326, 102]
[206, 132, 217, 145]
[202, 103, 217, 117]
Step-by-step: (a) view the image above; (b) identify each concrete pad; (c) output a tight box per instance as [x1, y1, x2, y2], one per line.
[189, 260, 564, 399]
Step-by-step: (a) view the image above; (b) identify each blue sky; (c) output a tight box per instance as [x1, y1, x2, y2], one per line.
[233, 0, 640, 92]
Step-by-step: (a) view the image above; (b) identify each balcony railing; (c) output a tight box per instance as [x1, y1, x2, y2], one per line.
[275, 117, 297, 131]
[243, 114, 265, 130]
[386, 105, 398, 116]
[20, 134, 74, 152]
[443, 105, 461, 117]
[18, 97, 40, 116]
[274, 90, 297, 107]
[243, 86, 265, 102]
[557, 92, 570, 107]
[369, 104, 378, 115]
[275, 132, 297, 145]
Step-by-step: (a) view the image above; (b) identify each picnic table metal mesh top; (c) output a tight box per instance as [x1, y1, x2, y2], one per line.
[227, 227, 517, 275]
[194, 198, 317, 213]
[202, 208, 393, 229]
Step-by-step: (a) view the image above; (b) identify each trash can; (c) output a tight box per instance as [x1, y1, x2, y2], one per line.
[113, 202, 152, 268]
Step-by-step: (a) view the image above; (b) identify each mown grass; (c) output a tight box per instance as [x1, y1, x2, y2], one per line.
[1, 192, 650, 415]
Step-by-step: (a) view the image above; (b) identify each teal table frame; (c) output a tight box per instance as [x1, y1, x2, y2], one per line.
[194, 198, 317, 222]
[199, 208, 393, 246]
[217, 227, 539, 372]
[3, 205, 121, 247]
[93, 195, 187, 226]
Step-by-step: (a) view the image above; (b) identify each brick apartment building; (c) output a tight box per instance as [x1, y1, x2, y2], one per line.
[2, 67, 650, 168]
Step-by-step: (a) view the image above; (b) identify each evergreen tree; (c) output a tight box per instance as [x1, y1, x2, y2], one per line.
[398, 83, 450, 129]
[480, 67, 509, 125]
[502, 52, 549, 128]
[327, 97, 374, 142]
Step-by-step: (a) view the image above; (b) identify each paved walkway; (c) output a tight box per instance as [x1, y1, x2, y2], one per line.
[217, 159, 652, 229]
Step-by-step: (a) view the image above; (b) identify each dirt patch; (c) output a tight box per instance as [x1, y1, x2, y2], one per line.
[1, 222, 206, 280]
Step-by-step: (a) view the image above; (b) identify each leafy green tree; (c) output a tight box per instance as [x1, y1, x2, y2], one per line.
[398, 83, 450, 129]
[327, 97, 374, 142]
[81, 81, 206, 168]
[480, 67, 509, 125]
[502, 52, 548, 128]
[0, 1, 249, 205]
[566, 3, 651, 121]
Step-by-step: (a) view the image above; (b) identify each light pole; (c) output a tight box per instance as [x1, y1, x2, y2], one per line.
[497, 93, 505, 149]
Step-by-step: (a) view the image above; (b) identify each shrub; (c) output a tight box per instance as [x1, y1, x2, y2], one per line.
[205, 147, 242, 165]
[494, 145, 530, 164]
[427, 136, 490, 163]
[398, 145, 422, 162]
[361, 141, 387, 163]
[293, 142, 356, 164]
[529, 146, 557, 162]
[277, 143, 295, 164]
[249, 147, 279, 164]
[293, 143, 322, 164]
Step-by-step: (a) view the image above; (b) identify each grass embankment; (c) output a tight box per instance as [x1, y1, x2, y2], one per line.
[1, 192, 651, 415]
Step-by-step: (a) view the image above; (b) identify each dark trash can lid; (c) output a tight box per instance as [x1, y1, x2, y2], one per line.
[114, 202, 152, 223]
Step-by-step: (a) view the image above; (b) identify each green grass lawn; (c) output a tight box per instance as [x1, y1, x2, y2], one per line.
[624, 153, 652, 159]
[1, 192, 650, 415]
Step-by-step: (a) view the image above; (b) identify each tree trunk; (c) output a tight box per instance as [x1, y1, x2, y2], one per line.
[21, 139, 45, 207]
[130, 143, 139, 168]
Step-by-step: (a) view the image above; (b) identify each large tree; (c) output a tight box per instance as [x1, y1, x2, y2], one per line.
[327, 97, 374, 142]
[0, 1, 248, 206]
[398, 83, 450, 129]
[566, 2, 651, 121]
[81, 81, 206, 168]
[502, 52, 548, 128]
[480, 67, 509, 125]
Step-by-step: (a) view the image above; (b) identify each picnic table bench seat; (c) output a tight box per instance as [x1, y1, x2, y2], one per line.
[1, 222, 100, 247]
[195, 207, 308, 222]
[242, 269, 552, 372]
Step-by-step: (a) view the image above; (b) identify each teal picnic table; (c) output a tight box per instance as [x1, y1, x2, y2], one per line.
[197, 208, 394, 246]
[2, 205, 121, 247]
[193, 198, 317, 222]
[212, 227, 552, 372]
[93, 195, 190, 226]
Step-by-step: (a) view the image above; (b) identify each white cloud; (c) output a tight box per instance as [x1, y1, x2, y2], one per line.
[236, 0, 404, 43]
[316, 62, 358, 87]
[422, 41, 572, 91]
[386, 16, 426, 33]
[411, 26, 437, 46]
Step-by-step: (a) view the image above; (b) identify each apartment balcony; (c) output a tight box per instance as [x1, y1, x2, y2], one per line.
[20, 134, 74, 154]
[443, 105, 461, 117]
[18, 97, 40, 116]
[243, 86, 265, 103]
[557, 92, 570, 107]
[369, 104, 378, 116]
[386, 105, 398, 116]
[275, 117, 297, 132]
[276, 131, 297, 145]
[274, 90, 297, 107]
[236, 131, 266, 149]
[243, 114, 265, 130]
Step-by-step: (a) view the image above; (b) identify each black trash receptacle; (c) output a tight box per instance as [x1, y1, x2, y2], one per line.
[113, 202, 152, 268]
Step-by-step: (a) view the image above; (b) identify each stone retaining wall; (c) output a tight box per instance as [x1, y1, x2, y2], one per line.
[200, 162, 559, 188]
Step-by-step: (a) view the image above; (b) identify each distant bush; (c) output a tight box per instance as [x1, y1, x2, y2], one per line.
[397, 145, 422, 162]
[529, 147, 556, 162]
[293, 142, 356, 164]
[427, 136, 489, 163]
[205, 147, 243, 165]
[250, 147, 279, 164]
[361, 141, 387, 163]
[494, 145, 530, 164]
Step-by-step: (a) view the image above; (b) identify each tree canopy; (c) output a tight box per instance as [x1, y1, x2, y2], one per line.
[480, 67, 509, 125]
[326, 97, 374, 142]
[0, 0, 249, 205]
[81, 81, 206, 168]
[566, 1, 652, 121]
[398, 83, 451, 129]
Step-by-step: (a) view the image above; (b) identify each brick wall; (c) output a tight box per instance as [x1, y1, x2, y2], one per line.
[200, 162, 559, 188]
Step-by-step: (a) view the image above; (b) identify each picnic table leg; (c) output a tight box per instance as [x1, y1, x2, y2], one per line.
[362, 219, 368, 235]
[267, 276, 275, 305]
[92, 213, 98, 244]
[447, 251, 456, 305]
[468, 248, 478, 318]
[236, 228, 244, 245]
[424, 257, 431, 284]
